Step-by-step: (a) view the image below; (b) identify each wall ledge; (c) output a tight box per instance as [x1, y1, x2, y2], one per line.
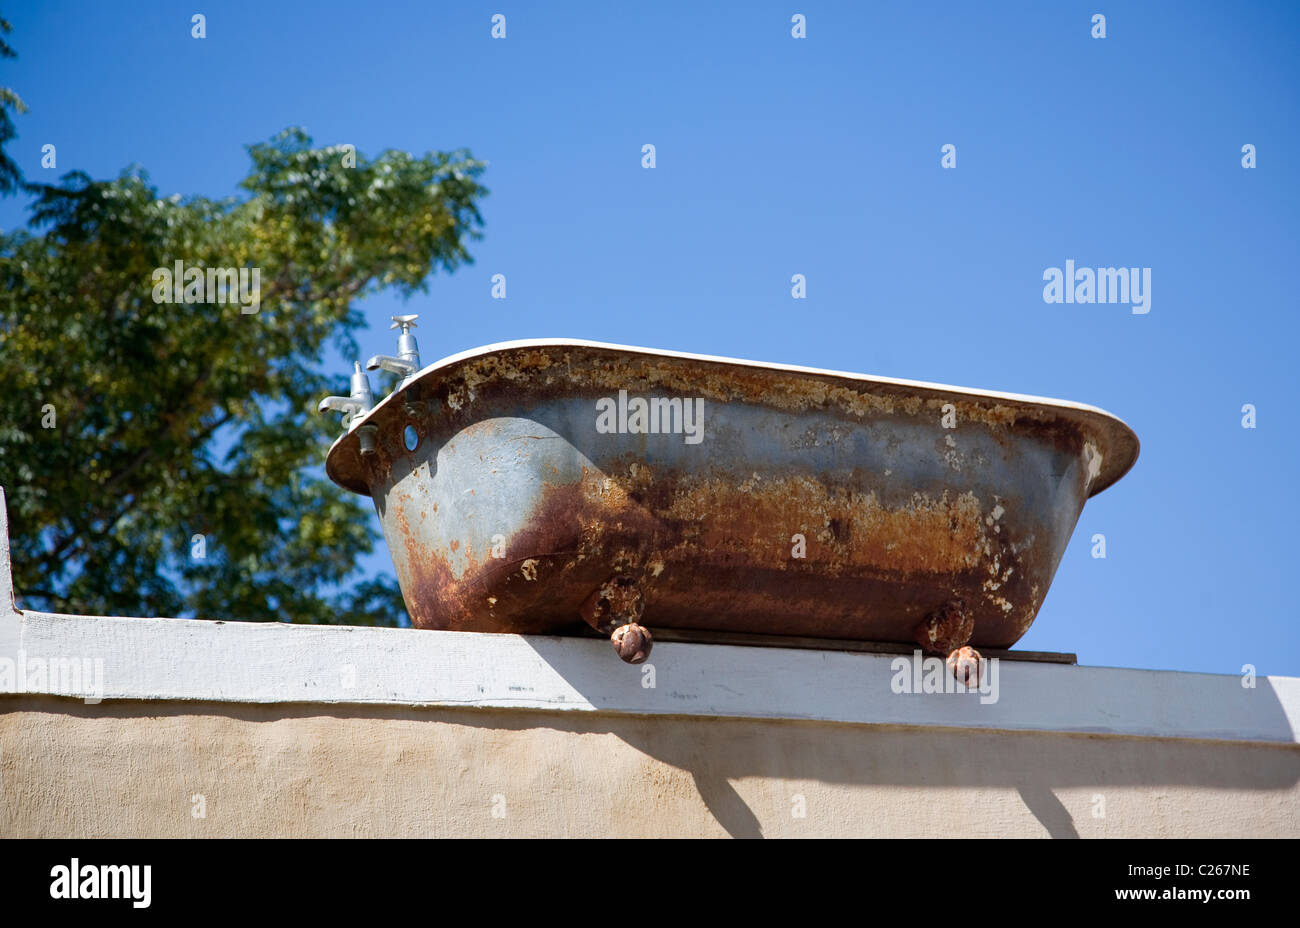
[2, 607, 1297, 745]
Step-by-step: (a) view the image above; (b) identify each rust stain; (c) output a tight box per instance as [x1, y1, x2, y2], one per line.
[579, 575, 645, 635]
[438, 349, 1031, 431]
[658, 476, 987, 575]
[914, 599, 973, 654]
[393, 460, 1042, 648]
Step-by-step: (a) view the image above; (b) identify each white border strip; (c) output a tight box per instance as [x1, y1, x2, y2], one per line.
[2, 608, 1297, 745]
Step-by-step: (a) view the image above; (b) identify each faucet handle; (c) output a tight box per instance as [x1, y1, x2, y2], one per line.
[390, 314, 419, 333]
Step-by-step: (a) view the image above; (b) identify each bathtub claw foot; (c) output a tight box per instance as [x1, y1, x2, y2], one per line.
[611, 622, 654, 664]
[947, 645, 982, 687]
[581, 576, 653, 663]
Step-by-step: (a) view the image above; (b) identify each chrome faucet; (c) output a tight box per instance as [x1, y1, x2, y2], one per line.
[365, 314, 422, 387]
[318, 361, 375, 430]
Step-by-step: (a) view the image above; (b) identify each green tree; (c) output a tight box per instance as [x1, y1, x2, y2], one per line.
[0, 128, 487, 623]
[0, 16, 29, 196]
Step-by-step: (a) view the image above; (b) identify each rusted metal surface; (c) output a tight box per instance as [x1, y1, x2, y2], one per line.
[610, 623, 653, 664]
[579, 574, 652, 663]
[947, 646, 983, 688]
[913, 598, 973, 654]
[325, 340, 1139, 650]
[579, 575, 645, 635]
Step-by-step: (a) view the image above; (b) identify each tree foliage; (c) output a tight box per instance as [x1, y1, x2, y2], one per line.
[0, 16, 29, 196]
[0, 128, 487, 623]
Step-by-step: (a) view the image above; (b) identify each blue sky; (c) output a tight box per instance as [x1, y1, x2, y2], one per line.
[3, 1, 1297, 675]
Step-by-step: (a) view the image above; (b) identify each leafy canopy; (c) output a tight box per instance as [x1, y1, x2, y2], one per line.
[0, 16, 29, 197]
[0, 128, 487, 623]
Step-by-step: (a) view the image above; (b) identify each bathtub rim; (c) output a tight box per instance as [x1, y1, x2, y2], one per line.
[325, 337, 1140, 498]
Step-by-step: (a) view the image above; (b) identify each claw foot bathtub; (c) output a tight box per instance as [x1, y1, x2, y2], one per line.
[324, 340, 1138, 664]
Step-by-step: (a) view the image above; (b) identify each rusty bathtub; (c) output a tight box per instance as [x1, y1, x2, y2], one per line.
[324, 339, 1139, 665]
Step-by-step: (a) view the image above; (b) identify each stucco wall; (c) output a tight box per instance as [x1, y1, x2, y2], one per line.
[2, 694, 1297, 838]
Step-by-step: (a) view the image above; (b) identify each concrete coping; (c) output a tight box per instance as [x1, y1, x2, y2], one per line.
[2, 488, 1297, 745]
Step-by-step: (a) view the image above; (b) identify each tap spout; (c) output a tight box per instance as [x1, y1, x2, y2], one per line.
[317, 395, 366, 429]
[319, 362, 375, 430]
[365, 354, 418, 379]
[317, 396, 365, 416]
